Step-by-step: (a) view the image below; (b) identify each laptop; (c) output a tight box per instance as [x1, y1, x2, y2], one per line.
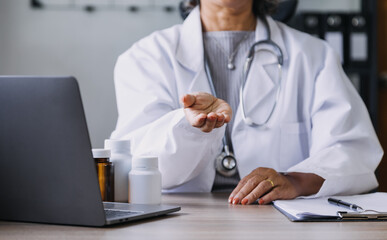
[0, 76, 180, 227]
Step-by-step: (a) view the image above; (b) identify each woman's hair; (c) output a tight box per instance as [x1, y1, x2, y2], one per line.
[179, 0, 279, 20]
[252, 0, 279, 17]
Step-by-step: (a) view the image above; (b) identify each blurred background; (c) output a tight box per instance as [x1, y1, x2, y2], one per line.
[0, 0, 386, 190]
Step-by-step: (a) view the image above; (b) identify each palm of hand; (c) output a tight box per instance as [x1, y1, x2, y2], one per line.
[187, 93, 229, 118]
[182, 92, 232, 132]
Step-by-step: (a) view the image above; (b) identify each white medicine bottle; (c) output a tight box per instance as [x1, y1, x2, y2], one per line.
[129, 156, 161, 204]
[104, 139, 132, 203]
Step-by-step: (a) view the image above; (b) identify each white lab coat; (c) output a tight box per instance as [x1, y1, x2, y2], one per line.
[111, 7, 383, 197]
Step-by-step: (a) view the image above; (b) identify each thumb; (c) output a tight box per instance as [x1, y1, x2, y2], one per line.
[181, 94, 196, 108]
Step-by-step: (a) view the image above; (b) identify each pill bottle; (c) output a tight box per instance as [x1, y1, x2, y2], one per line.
[129, 156, 161, 204]
[104, 139, 132, 203]
[92, 149, 114, 202]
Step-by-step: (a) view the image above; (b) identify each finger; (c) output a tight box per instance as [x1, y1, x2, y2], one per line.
[200, 114, 217, 133]
[229, 181, 245, 204]
[216, 113, 225, 122]
[229, 172, 258, 204]
[214, 113, 225, 128]
[231, 176, 263, 205]
[222, 113, 231, 123]
[181, 94, 196, 108]
[191, 113, 207, 127]
[241, 179, 274, 205]
[214, 118, 225, 128]
[258, 188, 280, 205]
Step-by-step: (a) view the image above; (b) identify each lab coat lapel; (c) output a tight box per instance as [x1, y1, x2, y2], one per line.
[175, 7, 213, 94]
[241, 16, 288, 122]
[265, 16, 288, 63]
[176, 7, 204, 73]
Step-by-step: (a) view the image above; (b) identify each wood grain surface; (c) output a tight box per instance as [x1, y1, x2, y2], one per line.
[1, 193, 387, 240]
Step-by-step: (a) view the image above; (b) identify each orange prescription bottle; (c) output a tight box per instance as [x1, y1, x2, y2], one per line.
[92, 149, 114, 202]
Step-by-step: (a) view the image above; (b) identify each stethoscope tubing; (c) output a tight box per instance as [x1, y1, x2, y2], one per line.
[240, 60, 282, 127]
[203, 17, 284, 175]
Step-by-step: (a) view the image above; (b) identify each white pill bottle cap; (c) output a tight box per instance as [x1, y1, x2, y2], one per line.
[92, 149, 111, 158]
[132, 156, 158, 169]
[104, 139, 131, 152]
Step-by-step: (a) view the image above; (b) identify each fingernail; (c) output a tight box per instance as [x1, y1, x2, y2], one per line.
[241, 199, 248, 205]
[232, 198, 239, 205]
[259, 199, 264, 205]
[228, 197, 233, 203]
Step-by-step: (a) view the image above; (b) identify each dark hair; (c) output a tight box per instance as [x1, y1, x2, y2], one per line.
[179, 0, 279, 20]
[252, 0, 279, 17]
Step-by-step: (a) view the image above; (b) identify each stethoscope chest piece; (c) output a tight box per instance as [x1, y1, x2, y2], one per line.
[215, 151, 237, 177]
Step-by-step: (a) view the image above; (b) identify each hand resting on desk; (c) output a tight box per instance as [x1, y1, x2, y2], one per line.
[228, 168, 324, 205]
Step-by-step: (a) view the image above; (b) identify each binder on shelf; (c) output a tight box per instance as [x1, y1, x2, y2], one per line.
[347, 13, 369, 67]
[301, 13, 323, 39]
[323, 14, 346, 65]
[341, 72, 369, 104]
[347, 72, 362, 93]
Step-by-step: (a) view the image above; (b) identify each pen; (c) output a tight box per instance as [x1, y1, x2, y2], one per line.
[328, 198, 364, 212]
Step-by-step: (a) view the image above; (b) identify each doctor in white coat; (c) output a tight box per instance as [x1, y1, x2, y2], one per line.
[111, 0, 383, 205]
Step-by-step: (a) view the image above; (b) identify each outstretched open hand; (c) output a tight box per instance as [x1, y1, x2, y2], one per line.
[181, 92, 232, 133]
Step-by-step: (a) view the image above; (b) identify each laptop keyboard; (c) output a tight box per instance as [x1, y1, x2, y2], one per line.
[104, 209, 141, 219]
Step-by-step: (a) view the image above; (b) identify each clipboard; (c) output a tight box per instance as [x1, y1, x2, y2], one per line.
[273, 192, 387, 222]
[273, 204, 341, 222]
[338, 211, 387, 220]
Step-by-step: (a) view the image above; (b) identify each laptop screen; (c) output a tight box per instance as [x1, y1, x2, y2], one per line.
[0, 76, 106, 226]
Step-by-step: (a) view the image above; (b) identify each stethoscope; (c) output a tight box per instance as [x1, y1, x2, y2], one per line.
[204, 17, 284, 177]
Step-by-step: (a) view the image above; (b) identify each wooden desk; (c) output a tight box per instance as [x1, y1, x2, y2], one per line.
[1, 193, 387, 240]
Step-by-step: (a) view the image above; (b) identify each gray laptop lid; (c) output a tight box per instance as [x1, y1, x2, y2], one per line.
[0, 77, 180, 226]
[0, 76, 180, 227]
[0, 76, 107, 226]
